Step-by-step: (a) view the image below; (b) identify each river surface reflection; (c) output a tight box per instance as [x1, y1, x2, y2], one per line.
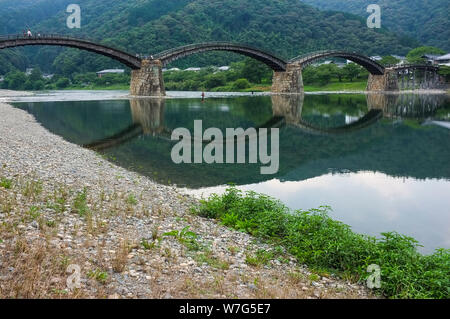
[13, 91, 450, 253]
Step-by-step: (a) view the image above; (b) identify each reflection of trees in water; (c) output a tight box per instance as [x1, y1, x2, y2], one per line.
[367, 93, 449, 119]
[15, 94, 450, 188]
[85, 93, 449, 152]
[100, 94, 449, 187]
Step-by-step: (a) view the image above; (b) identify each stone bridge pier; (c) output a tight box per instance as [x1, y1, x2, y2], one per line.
[366, 69, 399, 91]
[130, 98, 166, 134]
[271, 93, 304, 124]
[272, 62, 304, 94]
[366, 93, 399, 112]
[130, 59, 166, 97]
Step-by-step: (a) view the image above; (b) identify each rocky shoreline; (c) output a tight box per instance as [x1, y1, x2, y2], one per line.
[0, 100, 376, 299]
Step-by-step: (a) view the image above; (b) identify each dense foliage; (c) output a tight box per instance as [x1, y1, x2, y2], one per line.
[193, 187, 450, 299]
[406, 46, 446, 64]
[2, 57, 373, 92]
[164, 58, 272, 91]
[0, 68, 130, 90]
[301, 0, 450, 50]
[0, 0, 418, 75]
[303, 63, 368, 86]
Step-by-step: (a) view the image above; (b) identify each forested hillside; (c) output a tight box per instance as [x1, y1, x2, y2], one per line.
[0, 0, 421, 75]
[301, 0, 450, 50]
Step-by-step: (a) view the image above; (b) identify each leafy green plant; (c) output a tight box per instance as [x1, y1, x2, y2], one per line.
[87, 269, 108, 284]
[46, 220, 56, 228]
[194, 249, 230, 270]
[245, 249, 274, 267]
[141, 238, 157, 250]
[163, 226, 200, 251]
[72, 187, 89, 216]
[192, 186, 450, 299]
[0, 177, 12, 189]
[27, 206, 41, 220]
[126, 194, 138, 205]
[22, 180, 43, 198]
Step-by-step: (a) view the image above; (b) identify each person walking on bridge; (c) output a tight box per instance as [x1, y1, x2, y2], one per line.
[27, 29, 32, 37]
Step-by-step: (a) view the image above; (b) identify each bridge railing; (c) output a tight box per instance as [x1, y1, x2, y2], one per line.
[289, 50, 336, 63]
[153, 41, 284, 61]
[0, 33, 98, 42]
[0, 33, 139, 57]
[385, 63, 439, 69]
[289, 50, 379, 63]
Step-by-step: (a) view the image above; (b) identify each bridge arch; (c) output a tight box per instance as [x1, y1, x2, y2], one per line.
[0, 34, 142, 69]
[154, 42, 288, 72]
[290, 50, 385, 75]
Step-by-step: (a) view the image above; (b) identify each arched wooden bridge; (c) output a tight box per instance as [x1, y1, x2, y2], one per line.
[153, 42, 287, 72]
[0, 34, 441, 95]
[0, 34, 142, 69]
[289, 50, 385, 75]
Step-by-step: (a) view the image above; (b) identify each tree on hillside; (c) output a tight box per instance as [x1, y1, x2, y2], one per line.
[315, 64, 333, 85]
[240, 58, 272, 84]
[302, 66, 318, 85]
[342, 63, 360, 82]
[438, 66, 450, 82]
[380, 56, 400, 66]
[406, 46, 445, 64]
[29, 67, 43, 82]
[204, 72, 227, 89]
[232, 78, 251, 90]
[55, 77, 70, 89]
[327, 63, 344, 82]
[2, 71, 27, 90]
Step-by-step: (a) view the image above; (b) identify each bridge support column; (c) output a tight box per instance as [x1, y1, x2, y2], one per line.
[271, 63, 304, 94]
[366, 69, 399, 91]
[130, 59, 165, 97]
[271, 93, 304, 124]
[130, 98, 165, 135]
[367, 93, 399, 112]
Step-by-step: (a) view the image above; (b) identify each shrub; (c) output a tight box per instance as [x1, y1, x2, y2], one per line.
[192, 187, 450, 299]
[232, 78, 251, 90]
[55, 77, 70, 89]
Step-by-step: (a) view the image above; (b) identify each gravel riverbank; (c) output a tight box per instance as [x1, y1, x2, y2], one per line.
[0, 101, 376, 299]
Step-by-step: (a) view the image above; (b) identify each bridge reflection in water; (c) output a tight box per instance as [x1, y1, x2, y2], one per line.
[15, 93, 450, 188]
[84, 93, 448, 152]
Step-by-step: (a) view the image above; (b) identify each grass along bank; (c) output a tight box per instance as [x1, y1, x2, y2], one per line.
[63, 81, 365, 92]
[192, 187, 450, 299]
[303, 80, 367, 92]
[0, 166, 374, 299]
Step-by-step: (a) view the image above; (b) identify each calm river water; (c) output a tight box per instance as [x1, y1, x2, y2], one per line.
[12, 90, 450, 253]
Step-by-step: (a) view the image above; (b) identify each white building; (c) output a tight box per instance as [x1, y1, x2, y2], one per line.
[218, 66, 230, 71]
[184, 67, 201, 72]
[421, 54, 441, 65]
[391, 55, 407, 65]
[96, 69, 125, 78]
[436, 53, 450, 66]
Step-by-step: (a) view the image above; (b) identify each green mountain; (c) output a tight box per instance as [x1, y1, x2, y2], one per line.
[301, 0, 450, 51]
[0, 0, 421, 75]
